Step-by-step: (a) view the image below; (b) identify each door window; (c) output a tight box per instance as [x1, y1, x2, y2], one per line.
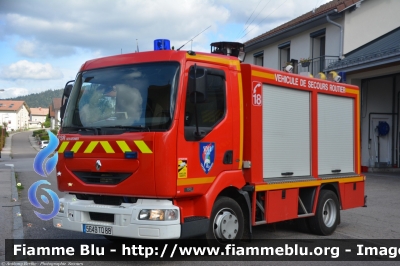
[184, 66, 226, 141]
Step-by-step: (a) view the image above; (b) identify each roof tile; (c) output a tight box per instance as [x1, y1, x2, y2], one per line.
[0, 100, 25, 111]
[30, 107, 49, 116]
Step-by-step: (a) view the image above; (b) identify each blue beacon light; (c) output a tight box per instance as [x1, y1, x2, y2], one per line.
[154, 39, 171, 50]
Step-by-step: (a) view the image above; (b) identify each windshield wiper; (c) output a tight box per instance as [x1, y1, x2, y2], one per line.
[63, 126, 100, 135]
[103, 125, 150, 132]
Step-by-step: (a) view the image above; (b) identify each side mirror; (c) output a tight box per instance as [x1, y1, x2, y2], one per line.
[60, 80, 74, 125]
[188, 65, 207, 103]
[63, 80, 74, 98]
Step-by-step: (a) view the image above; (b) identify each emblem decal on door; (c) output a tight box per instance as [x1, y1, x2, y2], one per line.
[178, 158, 188, 178]
[200, 142, 215, 174]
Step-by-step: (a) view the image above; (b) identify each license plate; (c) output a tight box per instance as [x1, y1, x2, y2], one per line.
[83, 224, 113, 235]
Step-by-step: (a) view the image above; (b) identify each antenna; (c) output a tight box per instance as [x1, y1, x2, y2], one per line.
[177, 25, 211, 51]
[136, 39, 139, 52]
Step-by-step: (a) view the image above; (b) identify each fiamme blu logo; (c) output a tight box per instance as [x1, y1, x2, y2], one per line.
[28, 130, 60, 221]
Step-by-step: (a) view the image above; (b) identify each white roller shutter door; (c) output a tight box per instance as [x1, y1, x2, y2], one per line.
[262, 84, 311, 178]
[318, 94, 354, 174]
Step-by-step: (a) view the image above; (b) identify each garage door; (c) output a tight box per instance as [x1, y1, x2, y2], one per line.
[262, 84, 311, 178]
[318, 94, 354, 175]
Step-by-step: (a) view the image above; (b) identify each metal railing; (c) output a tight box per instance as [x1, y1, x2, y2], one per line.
[296, 56, 339, 76]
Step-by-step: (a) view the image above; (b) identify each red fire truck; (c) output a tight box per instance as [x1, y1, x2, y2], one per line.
[53, 40, 365, 244]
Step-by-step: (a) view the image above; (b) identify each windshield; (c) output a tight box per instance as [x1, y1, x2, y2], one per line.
[62, 62, 180, 134]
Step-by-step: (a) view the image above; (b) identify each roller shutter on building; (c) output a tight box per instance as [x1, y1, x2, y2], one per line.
[262, 84, 311, 178]
[318, 94, 354, 175]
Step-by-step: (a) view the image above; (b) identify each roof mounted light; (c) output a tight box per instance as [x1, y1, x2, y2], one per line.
[154, 39, 171, 50]
[285, 64, 293, 73]
[210, 42, 245, 62]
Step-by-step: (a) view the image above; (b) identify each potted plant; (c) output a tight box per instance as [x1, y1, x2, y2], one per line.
[300, 58, 311, 67]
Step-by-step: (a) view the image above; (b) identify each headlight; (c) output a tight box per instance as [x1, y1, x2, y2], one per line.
[138, 209, 178, 221]
[59, 203, 65, 213]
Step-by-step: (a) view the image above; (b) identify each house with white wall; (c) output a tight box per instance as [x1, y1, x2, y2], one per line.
[49, 98, 62, 129]
[29, 107, 49, 128]
[0, 100, 30, 131]
[244, 0, 400, 171]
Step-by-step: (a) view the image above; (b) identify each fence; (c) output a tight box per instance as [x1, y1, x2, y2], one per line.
[296, 56, 339, 76]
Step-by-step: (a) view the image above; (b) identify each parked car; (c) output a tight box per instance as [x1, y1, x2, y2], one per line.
[40, 140, 49, 149]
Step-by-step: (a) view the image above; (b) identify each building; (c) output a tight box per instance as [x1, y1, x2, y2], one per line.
[0, 100, 30, 131]
[49, 98, 62, 129]
[244, 0, 400, 171]
[29, 107, 49, 128]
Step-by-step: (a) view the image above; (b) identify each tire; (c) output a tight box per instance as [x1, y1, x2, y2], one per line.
[206, 196, 244, 246]
[294, 217, 311, 233]
[307, 190, 340, 235]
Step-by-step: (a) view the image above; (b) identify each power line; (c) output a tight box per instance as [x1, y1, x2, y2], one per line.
[238, 0, 289, 42]
[237, 0, 273, 39]
[236, 0, 262, 38]
[314, 0, 323, 9]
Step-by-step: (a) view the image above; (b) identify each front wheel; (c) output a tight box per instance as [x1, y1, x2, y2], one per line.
[206, 196, 244, 246]
[307, 190, 340, 235]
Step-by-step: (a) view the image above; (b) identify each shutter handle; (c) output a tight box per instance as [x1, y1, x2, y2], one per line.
[281, 172, 294, 176]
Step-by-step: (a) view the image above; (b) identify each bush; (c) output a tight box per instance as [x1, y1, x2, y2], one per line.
[32, 129, 46, 137]
[40, 135, 49, 141]
[0, 127, 5, 149]
[50, 129, 58, 136]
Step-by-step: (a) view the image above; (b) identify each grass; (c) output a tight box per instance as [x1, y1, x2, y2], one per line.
[15, 173, 24, 190]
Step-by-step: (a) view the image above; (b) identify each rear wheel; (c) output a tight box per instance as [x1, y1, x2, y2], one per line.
[307, 190, 340, 235]
[206, 196, 244, 246]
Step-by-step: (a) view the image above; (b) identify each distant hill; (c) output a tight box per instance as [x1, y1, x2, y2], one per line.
[6, 89, 64, 108]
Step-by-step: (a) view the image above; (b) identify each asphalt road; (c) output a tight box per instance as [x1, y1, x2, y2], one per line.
[5, 131, 400, 265]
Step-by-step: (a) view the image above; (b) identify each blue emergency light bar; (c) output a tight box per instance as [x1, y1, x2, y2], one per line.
[154, 39, 170, 50]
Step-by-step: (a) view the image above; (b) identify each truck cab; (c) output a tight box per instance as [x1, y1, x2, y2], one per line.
[54, 41, 365, 244]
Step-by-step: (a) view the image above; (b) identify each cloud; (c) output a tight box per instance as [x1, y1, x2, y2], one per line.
[0, 87, 29, 98]
[14, 40, 37, 57]
[15, 39, 76, 58]
[0, 0, 231, 56]
[1, 60, 63, 80]
[0, 0, 333, 57]
[0, 0, 334, 98]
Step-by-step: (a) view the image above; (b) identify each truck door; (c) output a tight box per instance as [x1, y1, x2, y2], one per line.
[176, 63, 234, 194]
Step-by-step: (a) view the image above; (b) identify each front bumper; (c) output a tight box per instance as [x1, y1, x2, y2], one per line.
[53, 195, 181, 239]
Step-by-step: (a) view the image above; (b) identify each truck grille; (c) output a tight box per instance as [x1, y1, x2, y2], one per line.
[74, 194, 137, 205]
[89, 212, 114, 223]
[73, 172, 131, 185]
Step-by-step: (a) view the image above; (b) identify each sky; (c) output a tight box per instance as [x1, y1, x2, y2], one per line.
[0, 0, 332, 99]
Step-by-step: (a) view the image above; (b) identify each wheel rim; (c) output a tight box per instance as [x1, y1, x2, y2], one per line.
[322, 198, 337, 227]
[213, 209, 239, 240]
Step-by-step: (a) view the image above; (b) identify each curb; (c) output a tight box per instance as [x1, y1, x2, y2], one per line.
[10, 165, 24, 239]
[3, 132, 25, 241]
